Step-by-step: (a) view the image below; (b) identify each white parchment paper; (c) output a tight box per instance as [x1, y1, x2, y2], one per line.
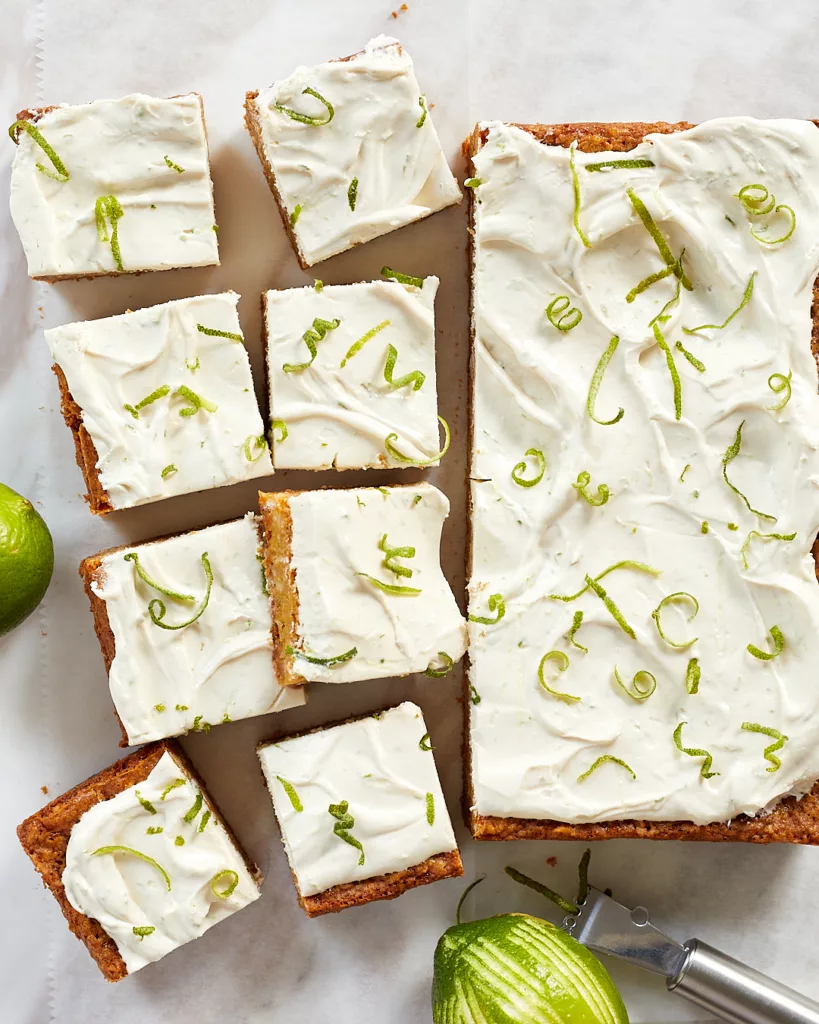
[2, 1, 819, 1021]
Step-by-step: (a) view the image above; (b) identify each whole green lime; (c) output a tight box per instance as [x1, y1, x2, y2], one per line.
[433, 913, 629, 1024]
[0, 482, 54, 636]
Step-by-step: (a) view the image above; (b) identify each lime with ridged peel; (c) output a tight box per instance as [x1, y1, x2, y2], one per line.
[432, 913, 629, 1024]
[0, 482, 54, 636]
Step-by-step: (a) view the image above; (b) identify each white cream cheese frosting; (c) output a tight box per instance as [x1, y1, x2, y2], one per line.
[249, 35, 461, 266]
[258, 701, 457, 897]
[286, 482, 467, 683]
[468, 117, 819, 826]
[44, 292, 272, 510]
[94, 514, 304, 745]
[10, 93, 218, 279]
[265, 277, 440, 469]
[62, 750, 260, 974]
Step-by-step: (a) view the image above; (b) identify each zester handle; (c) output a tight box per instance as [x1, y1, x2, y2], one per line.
[669, 939, 819, 1024]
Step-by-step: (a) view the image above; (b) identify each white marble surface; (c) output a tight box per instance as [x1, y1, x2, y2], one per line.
[2, 1, 819, 1022]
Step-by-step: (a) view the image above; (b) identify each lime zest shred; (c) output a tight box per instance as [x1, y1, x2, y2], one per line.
[175, 704, 189, 712]
[751, 205, 796, 245]
[276, 776, 303, 812]
[183, 792, 203, 823]
[587, 336, 624, 425]
[9, 119, 70, 181]
[124, 384, 171, 420]
[647, 259, 685, 328]
[198, 810, 211, 832]
[572, 470, 609, 506]
[652, 323, 682, 420]
[355, 572, 421, 596]
[164, 155, 184, 173]
[538, 650, 580, 704]
[651, 591, 699, 649]
[94, 195, 125, 271]
[419, 732, 434, 751]
[701, 521, 709, 534]
[468, 593, 505, 625]
[146, 826, 163, 835]
[586, 157, 655, 172]
[728, 522, 739, 531]
[675, 341, 706, 372]
[381, 265, 423, 288]
[124, 551, 195, 603]
[271, 419, 288, 443]
[340, 318, 390, 368]
[740, 530, 796, 569]
[569, 142, 591, 248]
[347, 177, 359, 212]
[175, 836, 185, 846]
[283, 317, 341, 373]
[424, 652, 454, 678]
[186, 357, 200, 372]
[566, 610, 588, 653]
[385, 415, 450, 466]
[613, 666, 656, 701]
[161, 778, 185, 800]
[196, 323, 244, 343]
[721, 421, 776, 521]
[135, 790, 157, 815]
[416, 96, 427, 128]
[148, 552, 213, 630]
[680, 464, 691, 483]
[133, 926, 155, 940]
[577, 755, 636, 783]
[686, 658, 701, 694]
[626, 188, 692, 290]
[747, 625, 785, 661]
[767, 371, 792, 412]
[290, 204, 302, 227]
[426, 792, 435, 825]
[469, 685, 481, 705]
[243, 434, 268, 462]
[585, 574, 635, 638]
[383, 343, 425, 390]
[174, 384, 218, 417]
[673, 722, 719, 778]
[455, 876, 486, 926]
[92, 846, 171, 890]
[683, 272, 755, 334]
[210, 869, 239, 899]
[464, 177, 483, 188]
[549, 560, 661, 602]
[379, 533, 416, 578]
[154, 703, 166, 712]
[275, 86, 334, 126]
[192, 716, 211, 733]
[286, 644, 358, 667]
[504, 865, 579, 915]
[626, 263, 676, 304]
[545, 296, 582, 332]
[742, 722, 787, 772]
[161, 464, 177, 480]
[328, 800, 365, 865]
[314, 279, 324, 292]
[511, 448, 546, 488]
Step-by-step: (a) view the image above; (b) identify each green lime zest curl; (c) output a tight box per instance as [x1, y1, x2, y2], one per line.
[355, 572, 421, 596]
[740, 530, 796, 569]
[683, 272, 755, 334]
[385, 415, 450, 466]
[174, 385, 218, 417]
[133, 926, 155, 940]
[586, 157, 655, 172]
[9, 119, 70, 181]
[455, 876, 486, 926]
[124, 551, 196, 603]
[95, 195, 125, 271]
[192, 716, 211, 733]
[511, 448, 546, 488]
[566, 610, 587, 652]
[675, 341, 705, 372]
[426, 792, 435, 825]
[652, 323, 682, 421]
[742, 722, 788, 772]
[538, 649, 580, 704]
[469, 685, 481, 705]
[329, 800, 364, 865]
[276, 776, 303, 812]
[614, 666, 656, 701]
[504, 865, 579, 916]
[92, 846, 171, 890]
[686, 658, 701, 694]
[424, 652, 454, 678]
[183, 792, 203, 823]
[161, 464, 177, 479]
[124, 384, 171, 420]
[275, 86, 334, 126]
[577, 755, 636, 783]
[286, 645, 357, 667]
[549, 560, 661, 602]
[673, 722, 719, 778]
[340, 318, 390, 367]
[572, 470, 609, 506]
[383, 343, 425, 390]
[469, 593, 505, 625]
[545, 295, 582, 332]
[587, 335, 624, 425]
[283, 317, 341, 373]
[735, 184, 776, 216]
[161, 778, 185, 801]
[419, 732, 434, 751]
[379, 533, 415, 578]
[722, 421, 776, 521]
[381, 265, 423, 288]
[767, 371, 792, 412]
[751, 205, 796, 245]
[569, 142, 591, 248]
[149, 552, 213, 630]
[186, 357, 200, 372]
[627, 188, 692, 290]
[210, 869, 239, 899]
[416, 96, 427, 128]
[135, 790, 157, 814]
[290, 204, 302, 227]
[196, 323, 244, 343]
[198, 810, 211, 832]
[271, 420, 288, 443]
[626, 263, 676, 304]
[243, 434, 268, 462]
[747, 625, 784, 661]
[648, 258, 685, 328]
[651, 591, 699, 649]
[585, 574, 635, 638]
[164, 155, 184, 173]
[347, 177, 358, 212]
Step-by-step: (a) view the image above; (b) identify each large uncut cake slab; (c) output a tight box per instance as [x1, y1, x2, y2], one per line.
[466, 118, 819, 843]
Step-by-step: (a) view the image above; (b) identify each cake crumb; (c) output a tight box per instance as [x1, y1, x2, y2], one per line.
[391, 2, 408, 16]
[545, 856, 557, 867]
[41, 785, 48, 795]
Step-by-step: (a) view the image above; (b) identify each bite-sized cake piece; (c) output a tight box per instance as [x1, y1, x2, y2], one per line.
[259, 482, 466, 686]
[258, 702, 462, 916]
[17, 742, 261, 981]
[9, 93, 219, 281]
[45, 292, 272, 514]
[80, 514, 305, 746]
[264, 275, 441, 470]
[244, 35, 461, 267]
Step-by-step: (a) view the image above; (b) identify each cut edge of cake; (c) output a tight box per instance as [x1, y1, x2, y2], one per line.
[257, 490, 305, 687]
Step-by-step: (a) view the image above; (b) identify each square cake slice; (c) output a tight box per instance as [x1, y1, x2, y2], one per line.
[244, 35, 461, 267]
[258, 702, 462, 917]
[80, 513, 305, 746]
[17, 741, 261, 981]
[9, 93, 219, 280]
[264, 275, 441, 470]
[45, 292, 272, 514]
[258, 482, 467, 686]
